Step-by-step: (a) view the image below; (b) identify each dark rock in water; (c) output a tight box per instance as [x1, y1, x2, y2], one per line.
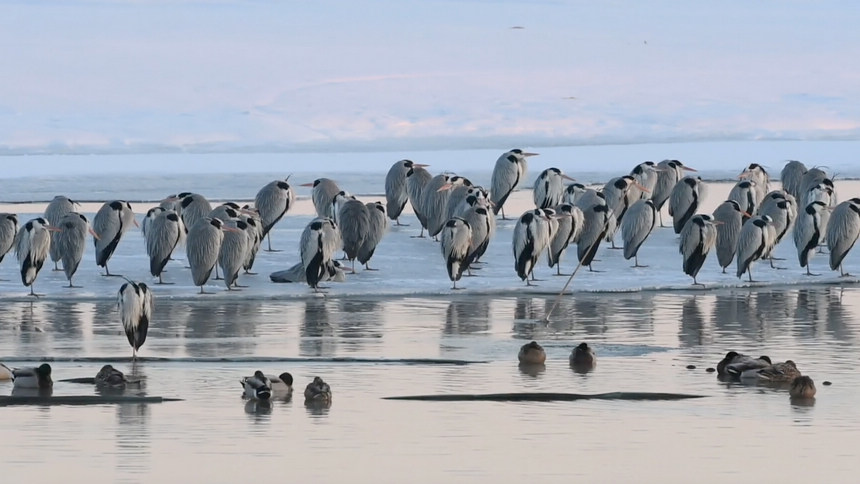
[705, 367, 716, 373]
[823, 381, 832, 386]
[686, 365, 696, 370]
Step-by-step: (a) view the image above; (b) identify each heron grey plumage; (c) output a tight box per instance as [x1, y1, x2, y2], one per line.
[405, 164, 433, 236]
[798, 167, 830, 206]
[44, 195, 78, 270]
[239, 210, 263, 274]
[780, 160, 808, 200]
[141, 206, 165, 244]
[218, 219, 251, 289]
[533, 168, 574, 209]
[441, 217, 472, 289]
[826, 198, 860, 276]
[441, 176, 474, 223]
[621, 199, 657, 267]
[669, 176, 705, 234]
[15, 217, 59, 296]
[602, 176, 644, 246]
[301, 178, 341, 219]
[254, 179, 295, 251]
[548, 203, 584, 274]
[117, 279, 153, 360]
[513, 209, 553, 284]
[0, 213, 18, 266]
[385, 160, 413, 225]
[208, 203, 242, 223]
[652, 159, 696, 227]
[490, 149, 537, 219]
[338, 198, 369, 270]
[358, 202, 387, 270]
[759, 191, 797, 251]
[678, 214, 718, 285]
[92, 200, 137, 276]
[55, 212, 96, 287]
[462, 204, 492, 274]
[146, 209, 182, 284]
[178, 193, 212, 232]
[186, 217, 236, 293]
[727, 180, 757, 222]
[736, 215, 774, 282]
[712, 200, 747, 273]
[794, 201, 829, 276]
[300, 217, 341, 291]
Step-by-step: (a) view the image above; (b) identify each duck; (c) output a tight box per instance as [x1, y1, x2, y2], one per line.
[268, 372, 294, 397]
[304, 376, 332, 404]
[240, 370, 272, 401]
[94, 365, 128, 388]
[726, 355, 772, 379]
[12, 363, 53, 389]
[517, 341, 547, 365]
[789, 375, 817, 399]
[717, 351, 753, 376]
[0, 362, 13, 381]
[756, 360, 802, 383]
[569, 342, 596, 371]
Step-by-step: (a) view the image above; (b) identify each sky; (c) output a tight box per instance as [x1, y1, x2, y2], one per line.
[1, 1, 859, 156]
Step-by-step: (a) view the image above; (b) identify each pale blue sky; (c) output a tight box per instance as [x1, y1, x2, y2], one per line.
[1, 1, 859, 155]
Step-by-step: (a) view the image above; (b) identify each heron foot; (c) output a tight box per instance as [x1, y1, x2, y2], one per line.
[395, 221, 410, 226]
[243, 271, 258, 275]
[608, 246, 623, 250]
[554, 273, 571, 276]
[101, 273, 123, 277]
[410, 235, 426, 239]
[156, 281, 175, 285]
[264, 249, 283, 253]
[804, 272, 821, 277]
[633, 264, 649, 268]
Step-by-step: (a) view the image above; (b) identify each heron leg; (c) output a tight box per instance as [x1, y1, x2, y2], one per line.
[721, 266, 726, 274]
[243, 269, 258, 275]
[264, 234, 282, 252]
[839, 265, 852, 277]
[805, 266, 821, 277]
[67, 279, 81, 288]
[410, 227, 426, 238]
[658, 211, 665, 228]
[395, 218, 409, 227]
[156, 274, 174, 285]
[52, 261, 62, 271]
[364, 263, 378, 271]
[632, 255, 648, 268]
[769, 258, 786, 270]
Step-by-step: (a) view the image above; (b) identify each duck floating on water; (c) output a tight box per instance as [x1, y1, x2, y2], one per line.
[12, 363, 53, 389]
[570, 342, 596, 372]
[95, 364, 128, 388]
[304, 376, 332, 404]
[790, 375, 817, 399]
[518, 341, 547, 365]
[240, 371, 272, 401]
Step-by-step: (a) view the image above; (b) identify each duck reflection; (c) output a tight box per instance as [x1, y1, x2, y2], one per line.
[244, 399, 273, 418]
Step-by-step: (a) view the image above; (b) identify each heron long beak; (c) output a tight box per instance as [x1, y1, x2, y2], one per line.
[741, 211, 752, 218]
[523, 152, 539, 157]
[221, 226, 243, 233]
[713, 220, 725, 226]
[300, 182, 315, 188]
[414, 163, 430, 168]
[161, 195, 180, 203]
[561, 174, 576, 182]
[437, 183, 454, 192]
[45, 225, 62, 232]
[683, 166, 697, 172]
[633, 182, 650, 193]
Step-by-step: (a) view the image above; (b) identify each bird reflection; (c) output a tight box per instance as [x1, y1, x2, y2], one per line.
[444, 299, 491, 335]
[679, 295, 708, 348]
[244, 399, 273, 418]
[300, 299, 336, 357]
[518, 362, 546, 378]
[304, 400, 332, 417]
[337, 299, 383, 350]
[514, 297, 544, 321]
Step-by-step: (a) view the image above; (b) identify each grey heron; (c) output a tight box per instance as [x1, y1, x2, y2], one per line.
[440, 216, 472, 289]
[562, 182, 588, 205]
[15, 217, 60, 296]
[141, 206, 165, 244]
[604, 176, 649, 247]
[218, 219, 251, 290]
[92, 200, 138, 276]
[490, 149, 537, 219]
[146, 209, 182, 284]
[55, 212, 98, 287]
[652, 159, 696, 227]
[338, 198, 369, 270]
[423, 174, 453, 239]
[301, 178, 341, 219]
[826, 198, 860, 276]
[300, 217, 341, 291]
[794, 201, 829, 276]
[759, 191, 797, 267]
[240, 371, 272, 401]
[358, 201, 387, 270]
[621, 199, 657, 267]
[441, 176, 475, 223]
[780, 160, 808, 200]
[117, 279, 153, 360]
[177, 193, 212, 232]
[254, 179, 295, 251]
[798, 167, 830, 206]
[239, 211, 263, 274]
[533, 168, 575, 209]
[44, 195, 78, 271]
[548, 203, 584, 275]
[629, 161, 659, 200]
[462, 203, 492, 274]
[513, 209, 553, 284]
[186, 217, 239, 293]
[405, 164, 433, 237]
[385, 159, 426, 226]
[0, 213, 18, 266]
[669, 176, 705, 234]
[578, 202, 615, 271]
[727, 180, 757, 222]
[738, 163, 769, 206]
[208, 203, 242, 223]
[736, 215, 774, 282]
[712, 200, 747, 273]
[678, 214, 718, 285]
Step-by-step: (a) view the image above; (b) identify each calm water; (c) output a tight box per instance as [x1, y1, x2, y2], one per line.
[1, 287, 859, 483]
